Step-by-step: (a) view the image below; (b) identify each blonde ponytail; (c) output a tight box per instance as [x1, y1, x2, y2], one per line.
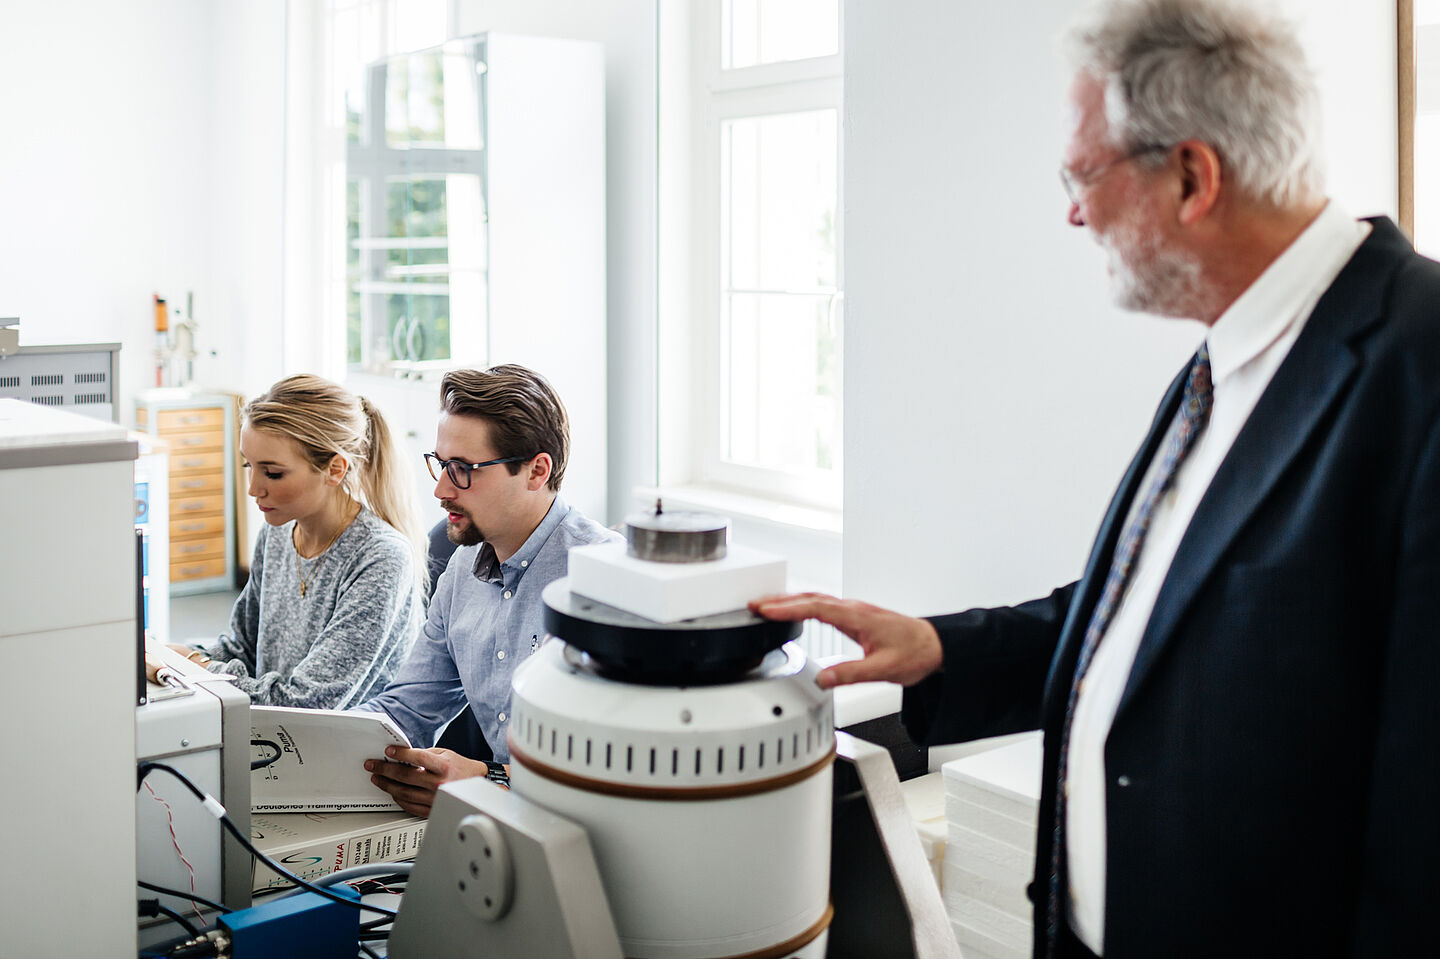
[358, 396, 426, 581]
[244, 375, 427, 590]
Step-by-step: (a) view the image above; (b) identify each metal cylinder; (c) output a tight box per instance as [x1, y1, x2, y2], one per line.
[625, 502, 728, 563]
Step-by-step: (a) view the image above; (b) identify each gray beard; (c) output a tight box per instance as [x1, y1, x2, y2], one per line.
[1099, 214, 1204, 319]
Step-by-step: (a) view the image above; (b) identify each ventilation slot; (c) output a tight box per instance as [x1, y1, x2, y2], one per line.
[75, 372, 107, 384]
[0, 375, 20, 388]
[31, 374, 63, 386]
[74, 392, 108, 404]
[31, 395, 64, 406]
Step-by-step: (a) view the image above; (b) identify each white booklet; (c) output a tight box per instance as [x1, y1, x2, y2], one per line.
[250, 706, 410, 813]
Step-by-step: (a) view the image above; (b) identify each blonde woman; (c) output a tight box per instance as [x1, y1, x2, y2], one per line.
[169, 375, 423, 708]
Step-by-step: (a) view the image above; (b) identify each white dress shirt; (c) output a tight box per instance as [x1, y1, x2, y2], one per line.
[1066, 202, 1369, 953]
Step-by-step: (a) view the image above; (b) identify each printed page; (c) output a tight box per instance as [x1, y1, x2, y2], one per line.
[251, 706, 410, 812]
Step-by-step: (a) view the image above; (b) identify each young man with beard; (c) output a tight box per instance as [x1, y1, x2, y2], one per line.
[357, 364, 620, 817]
[755, 1, 1440, 956]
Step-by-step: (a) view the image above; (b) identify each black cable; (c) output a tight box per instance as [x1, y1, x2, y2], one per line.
[155, 904, 202, 939]
[139, 899, 201, 939]
[138, 879, 231, 915]
[359, 944, 383, 959]
[138, 761, 399, 919]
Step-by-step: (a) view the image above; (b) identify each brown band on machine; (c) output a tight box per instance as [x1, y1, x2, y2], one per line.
[510, 741, 836, 801]
[699, 901, 835, 959]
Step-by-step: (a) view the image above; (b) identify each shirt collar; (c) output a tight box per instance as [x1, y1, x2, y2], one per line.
[471, 495, 569, 585]
[1205, 201, 1369, 384]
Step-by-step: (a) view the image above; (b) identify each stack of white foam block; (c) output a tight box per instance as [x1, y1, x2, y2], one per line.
[941, 732, 1043, 959]
[900, 771, 947, 888]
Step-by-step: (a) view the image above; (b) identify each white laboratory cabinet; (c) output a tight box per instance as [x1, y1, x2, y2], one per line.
[346, 33, 608, 529]
[0, 398, 140, 956]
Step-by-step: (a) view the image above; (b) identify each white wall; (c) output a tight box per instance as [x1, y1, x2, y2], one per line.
[0, 1, 288, 421]
[0, 1, 205, 415]
[842, 0, 1398, 616]
[454, 0, 657, 525]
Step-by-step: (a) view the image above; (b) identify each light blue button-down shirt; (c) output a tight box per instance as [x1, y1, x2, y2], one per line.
[357, 496, 621, 761]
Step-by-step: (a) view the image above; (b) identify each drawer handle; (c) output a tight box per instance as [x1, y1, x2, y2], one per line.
[179, 502, 206, 511]
[178, 522, 205, 532]
[179, 566, 208, 576]
[180, 437, 205, 446]
[180, 458, 206, 468]
[179, 544, 208, 554]
[180, 480, 207, 489]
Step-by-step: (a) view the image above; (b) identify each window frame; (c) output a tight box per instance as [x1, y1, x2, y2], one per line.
[689, 0, 845, 510]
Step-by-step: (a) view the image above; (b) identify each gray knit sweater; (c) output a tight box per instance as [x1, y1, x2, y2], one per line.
[199, 507, 422, 709]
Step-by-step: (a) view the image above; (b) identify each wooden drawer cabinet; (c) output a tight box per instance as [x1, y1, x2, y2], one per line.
[155, 407, 225, 432]
[170, 534, 226, 563]
[171, 450, 225, 474]
[172, 557, 228, 583]
[170, 471, 225, 497]
[172, 491, 227, 515]
[162, 430, 225, 453]
[172, 513, 226, 537]
[137, 392, 239, 596]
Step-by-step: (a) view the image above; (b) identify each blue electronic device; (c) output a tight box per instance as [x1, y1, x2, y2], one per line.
[219, 887, 361, 959]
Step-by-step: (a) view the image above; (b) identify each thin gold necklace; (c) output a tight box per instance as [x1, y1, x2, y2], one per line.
[294, 503, 360, 598]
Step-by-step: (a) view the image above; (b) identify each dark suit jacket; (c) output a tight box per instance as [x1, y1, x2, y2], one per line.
[904, 217, 1440, 958]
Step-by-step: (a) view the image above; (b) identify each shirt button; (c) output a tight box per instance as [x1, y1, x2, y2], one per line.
[503, 590, 513, 599]
[520, 560, 528, 568]
[498, 712, 508, 723]
[496, 650, 506, 660]
[1117, 775, 1132, 788]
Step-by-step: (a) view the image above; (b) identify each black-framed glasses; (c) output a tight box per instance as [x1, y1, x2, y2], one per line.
[1059, 143, 1172, 205]
[424, 452, 530, 490]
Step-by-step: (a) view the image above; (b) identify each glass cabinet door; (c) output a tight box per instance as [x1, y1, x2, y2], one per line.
[346, 36, 488, 374]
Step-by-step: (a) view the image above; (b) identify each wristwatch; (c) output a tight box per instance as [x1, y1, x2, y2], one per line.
[485, 763, 510, 788]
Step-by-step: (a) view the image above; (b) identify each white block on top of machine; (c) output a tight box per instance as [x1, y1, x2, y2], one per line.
[567, 540, 786, 623]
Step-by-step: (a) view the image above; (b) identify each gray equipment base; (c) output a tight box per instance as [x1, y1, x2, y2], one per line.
[389, 732, 962, 959]
[387, 777, 622, 959]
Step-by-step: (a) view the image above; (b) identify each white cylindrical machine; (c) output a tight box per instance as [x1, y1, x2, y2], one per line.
[509, 640, 833, 958]
[510, 504, 836, 959]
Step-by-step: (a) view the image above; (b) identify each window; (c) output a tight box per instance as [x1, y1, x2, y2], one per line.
[323, 0, 466, 376]
[344, 36, 486, 375]
[673, 0, 844, 510]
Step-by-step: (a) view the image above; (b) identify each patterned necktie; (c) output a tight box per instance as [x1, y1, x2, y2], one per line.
[1046, 343, 1214, 955]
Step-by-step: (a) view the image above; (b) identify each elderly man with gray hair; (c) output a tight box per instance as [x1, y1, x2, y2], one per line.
[754, 1, 1440, 956]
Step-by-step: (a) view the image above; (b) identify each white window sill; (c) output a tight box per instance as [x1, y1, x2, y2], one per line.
[634, 484, 842, 538]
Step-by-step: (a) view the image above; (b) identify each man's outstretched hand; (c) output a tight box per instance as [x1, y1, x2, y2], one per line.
[749, 593, 943, 688]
